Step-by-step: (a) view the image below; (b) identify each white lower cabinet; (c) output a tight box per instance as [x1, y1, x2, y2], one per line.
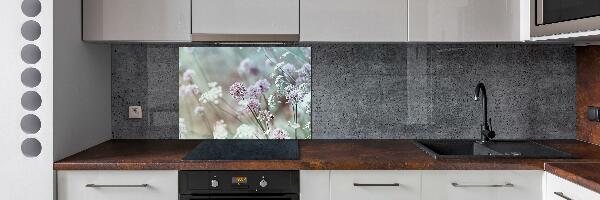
[422, 170, 543, 200]
[545, 172, 600, 200]
[330, 170, 421, 200]
[300, 170, 331, 200]
[57, 170, 178, 200]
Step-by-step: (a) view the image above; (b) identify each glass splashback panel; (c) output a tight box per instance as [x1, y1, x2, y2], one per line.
[179, 47, 311, 139]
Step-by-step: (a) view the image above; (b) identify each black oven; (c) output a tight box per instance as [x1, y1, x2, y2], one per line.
[533, 0, 600, 37]
[179, 171, 299, 200]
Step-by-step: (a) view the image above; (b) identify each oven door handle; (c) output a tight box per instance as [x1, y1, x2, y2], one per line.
[181, 194, 299, 200]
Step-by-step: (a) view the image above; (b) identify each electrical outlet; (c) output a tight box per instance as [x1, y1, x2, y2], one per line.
[128, 106, 143, 119]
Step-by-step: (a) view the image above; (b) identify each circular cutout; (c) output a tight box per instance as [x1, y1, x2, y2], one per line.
[21, 114, 41, 134]
[21, 91, 41, 111]
[21, 138, 42, 157]
[21, 44, 41, 64]
[21, 0, 41, 17]
[21, 20, 41, 41]
[21, 68, 41, 87]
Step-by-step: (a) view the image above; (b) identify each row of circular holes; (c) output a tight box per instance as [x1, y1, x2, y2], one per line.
[20, 0, 43, 158]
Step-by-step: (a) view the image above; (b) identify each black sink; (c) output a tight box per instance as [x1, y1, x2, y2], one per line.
[413, 140, 576, 160]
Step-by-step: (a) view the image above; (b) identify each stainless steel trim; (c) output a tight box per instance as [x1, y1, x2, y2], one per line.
[191, 33, 299, 42]
[451, 182, 514, 188]
[85, 184, 149, 188]
[536, 0, 544, 25]
[353, 183, 400, 187]
[553, 192, 573, 200]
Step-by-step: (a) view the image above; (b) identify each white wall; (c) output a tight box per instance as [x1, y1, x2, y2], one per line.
[53, 0, 111, 161]
[0, 0, 54, 199]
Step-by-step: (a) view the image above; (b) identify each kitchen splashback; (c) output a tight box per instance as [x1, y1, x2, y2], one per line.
[112, 43, 576, 139]
[178, 47, 312, 139]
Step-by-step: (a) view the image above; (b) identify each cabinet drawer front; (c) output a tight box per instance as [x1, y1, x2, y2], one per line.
[422, 170, 542, 200]
[192, 0, 299, 35]
[546, 173, 600, 200]
[330, 170, 420, 200]
[57, 170, 178, 200]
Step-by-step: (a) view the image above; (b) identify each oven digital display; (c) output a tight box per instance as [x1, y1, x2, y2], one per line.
[232, 176, 248, 185]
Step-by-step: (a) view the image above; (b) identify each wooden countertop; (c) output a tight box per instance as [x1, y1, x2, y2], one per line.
[54, 139, 600, 194]
[54, 139, 600, 170]
[545, 162, 600, 194]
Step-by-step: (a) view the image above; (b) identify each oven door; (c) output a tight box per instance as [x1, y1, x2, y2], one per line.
[180, 194, 299, 200]
[533, 0, 600, 37]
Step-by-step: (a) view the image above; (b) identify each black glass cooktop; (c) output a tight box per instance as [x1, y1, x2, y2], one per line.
[183, 140, 300, 160]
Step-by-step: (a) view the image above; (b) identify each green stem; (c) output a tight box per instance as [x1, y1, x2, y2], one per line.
[202, 115, 213, 133]
[191, 53, 211, 86]
[248, 107, 266, 132]
[211, 102, 243, 123]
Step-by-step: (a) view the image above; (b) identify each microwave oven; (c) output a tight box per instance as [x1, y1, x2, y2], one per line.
[532, 0, 600, 37]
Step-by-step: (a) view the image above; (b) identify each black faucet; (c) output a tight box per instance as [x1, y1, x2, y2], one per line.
[474, 83, 495, 143]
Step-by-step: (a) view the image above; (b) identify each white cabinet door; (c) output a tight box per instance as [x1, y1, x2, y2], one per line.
[300, 170, 330, 200]
[422, 170, 543, 200]
[545, 172, 600, 200]
[191, 0, 299, 41]
[57, 170, 178, 200]
[409, 0, 529, 42]
[82, 0, 191, 41]
[300, 0, 408, 42]
[330, 170, 420, 200]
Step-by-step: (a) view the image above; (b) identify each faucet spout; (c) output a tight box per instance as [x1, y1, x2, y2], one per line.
[474, 83, 495, 142]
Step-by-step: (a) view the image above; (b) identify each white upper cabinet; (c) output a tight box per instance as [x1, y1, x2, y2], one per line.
[409, 0, 530, 42]
[300, 0, 408, 42]
[191, 0, 299, 42]
[82, 0, 191, 42]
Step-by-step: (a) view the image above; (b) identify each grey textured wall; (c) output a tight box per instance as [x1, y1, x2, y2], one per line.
[112, 44, 576, 139]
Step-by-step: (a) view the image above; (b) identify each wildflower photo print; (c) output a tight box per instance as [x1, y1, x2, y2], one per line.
[179, 47, 311, 139]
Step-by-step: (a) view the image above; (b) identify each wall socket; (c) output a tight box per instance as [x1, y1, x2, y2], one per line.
[128, 106, 143, 119]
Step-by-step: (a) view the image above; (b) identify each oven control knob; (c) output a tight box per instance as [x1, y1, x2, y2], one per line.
[259, 179, 268, 188]
[210, 179, 219, 188]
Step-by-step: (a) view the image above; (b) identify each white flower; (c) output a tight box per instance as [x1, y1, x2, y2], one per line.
[281, 63, 295, 75]
[304, 122, 311, 130]
[234, 124, 259, 139]
[288, 121, 301, 129]
[258, 110, 274, 123]
[274, 75, 285, 91]
[179, 118, 187, 137]
[213, 120, 228, 139]
[268, 95, 277, 109]
[285, 85, 302, 104]
[280, 52, 291, 59]
[299, 92, 311, 114]
[274, 62, 285, 71]
[200, 82, 223, 104]
[179, 84, 201, 97]
[269, 128, 290, 139]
